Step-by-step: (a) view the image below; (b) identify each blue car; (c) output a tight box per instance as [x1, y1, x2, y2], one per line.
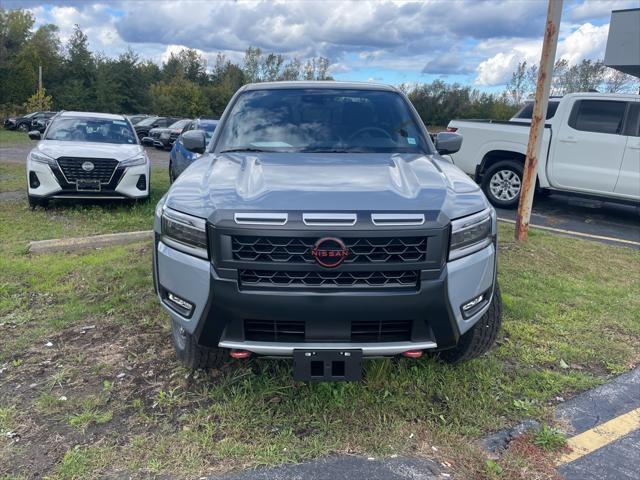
[169, 118, 218, 182]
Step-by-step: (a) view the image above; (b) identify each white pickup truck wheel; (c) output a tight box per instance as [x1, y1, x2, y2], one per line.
[482, 161, 523, 208]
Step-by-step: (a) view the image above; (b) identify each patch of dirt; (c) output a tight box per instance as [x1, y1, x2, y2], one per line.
[0, 318, 192, 479]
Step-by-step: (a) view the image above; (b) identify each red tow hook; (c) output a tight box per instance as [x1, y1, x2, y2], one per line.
[402, 350, 423, 359]
[230, 350, 251, 359]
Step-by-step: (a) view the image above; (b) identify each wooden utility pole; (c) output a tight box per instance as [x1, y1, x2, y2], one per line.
[515, 0, 563, 242]
[38, 65, 43, 109]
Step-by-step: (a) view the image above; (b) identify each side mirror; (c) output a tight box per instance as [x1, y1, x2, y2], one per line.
[141, 136, 154, 146]
[28, 130, 41, 140]
[435, 132, 462, 155]
[182, 130, 207, 154]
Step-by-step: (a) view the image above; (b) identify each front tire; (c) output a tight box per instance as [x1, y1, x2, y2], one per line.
[438, 284, 502, 364]
[171, 319, 226, 370]
[28, 195, 49, 209]
[482, 161, 523, 209]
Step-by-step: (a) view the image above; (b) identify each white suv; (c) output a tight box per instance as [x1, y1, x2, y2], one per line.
[26, 111, 150, 207]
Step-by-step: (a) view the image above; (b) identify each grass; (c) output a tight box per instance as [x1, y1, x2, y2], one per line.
[0, 129, 32, 145]
[533, 425, 566, 452]
[0, 157, 639, 478]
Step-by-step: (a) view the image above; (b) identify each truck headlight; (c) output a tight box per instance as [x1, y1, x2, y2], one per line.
[30, 151, 56, 166]
[120, 154, 147, 167]
[161, 207, 208, 259]
[449, 208, 494, 261]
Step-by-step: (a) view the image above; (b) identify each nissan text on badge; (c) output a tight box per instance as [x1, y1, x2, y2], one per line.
[26, 111, 150, 207]
[153, 81, 502, 381]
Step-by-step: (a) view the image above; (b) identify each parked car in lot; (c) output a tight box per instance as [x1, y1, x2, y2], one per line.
[126, 114, 150, 126]
[447, 92, 640, 208]
[26, 111, 150, 207]
[31, 111, 58, 133]
[134, 116, 181, 140]
[153, 81, 501, 381]
[144, 118, 191, 150]
[5, 111, 56, 131]
[168, 118, 218, 182]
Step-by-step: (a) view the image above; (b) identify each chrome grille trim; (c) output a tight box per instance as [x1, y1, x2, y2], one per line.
[302, 213, 357, 226]
[234, 213, 288, 225]
[371, 213, 425, 226]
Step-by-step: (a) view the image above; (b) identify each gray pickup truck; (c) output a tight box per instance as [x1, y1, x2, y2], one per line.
[152, 81, 501, 381]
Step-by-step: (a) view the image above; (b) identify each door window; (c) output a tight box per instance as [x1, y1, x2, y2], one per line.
[622, 103, 640, 137]
[569, 100, 627, 135]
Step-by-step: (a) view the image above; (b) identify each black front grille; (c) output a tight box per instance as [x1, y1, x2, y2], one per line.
[351, 320, 412, 342]
[57, 157, 118, 183]
[245, 319, 305, 342]
[239, 269, 419, 290]
[232, 236, 427, 265]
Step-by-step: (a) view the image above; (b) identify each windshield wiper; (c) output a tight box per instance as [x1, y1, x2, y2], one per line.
[300, 148, 370, 153]
[219, 147, 268, 153]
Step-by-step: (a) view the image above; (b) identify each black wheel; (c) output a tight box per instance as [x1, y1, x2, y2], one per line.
[438, 284, 502, 364]
[18, 123, 28, 132]
[171, 319, 226, 370]
[28, 195, 49, 209]
[481, 160, 523, 209]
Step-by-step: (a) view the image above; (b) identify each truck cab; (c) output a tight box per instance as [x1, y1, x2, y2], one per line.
[448, 93, 640, 208]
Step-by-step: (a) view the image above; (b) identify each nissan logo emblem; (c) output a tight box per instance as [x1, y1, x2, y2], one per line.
[81, 161, 95, 172]
[311, 237, 349, 268]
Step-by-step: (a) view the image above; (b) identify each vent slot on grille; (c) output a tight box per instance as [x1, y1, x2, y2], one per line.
[351, 320, 412, 342]
[244, 319, 305, 342]
[57, 157, 118, 183]
[239, 270, 419, 289]
[232, 236, 427, 264]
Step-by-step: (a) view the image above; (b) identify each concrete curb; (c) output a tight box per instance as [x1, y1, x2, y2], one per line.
[28, 230, 152, 254]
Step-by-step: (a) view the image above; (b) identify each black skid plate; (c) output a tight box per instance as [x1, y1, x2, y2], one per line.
[293, 349, 362, 381]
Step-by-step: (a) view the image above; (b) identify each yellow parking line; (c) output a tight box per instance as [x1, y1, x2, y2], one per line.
[497, 218, 640, 247]
[557, 407, 640, 465]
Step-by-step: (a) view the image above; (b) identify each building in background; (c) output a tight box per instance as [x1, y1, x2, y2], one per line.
[605, 8, 640, 78]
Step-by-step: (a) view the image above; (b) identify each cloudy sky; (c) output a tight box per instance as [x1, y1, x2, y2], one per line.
[6, 0, 639, 90]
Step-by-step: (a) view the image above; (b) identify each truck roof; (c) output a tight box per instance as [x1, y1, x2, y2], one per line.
[561, 92, 639, 100]
[241, 81, 399, 92]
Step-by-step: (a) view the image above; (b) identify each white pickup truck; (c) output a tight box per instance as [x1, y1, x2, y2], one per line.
[447, 92, 640, 208]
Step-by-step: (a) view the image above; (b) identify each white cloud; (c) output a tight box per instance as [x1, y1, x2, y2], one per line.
[474, 20, 612, 86]
[558, 22, 609, 64]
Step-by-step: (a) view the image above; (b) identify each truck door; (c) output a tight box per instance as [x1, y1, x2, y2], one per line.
[551, 99, 628, 194]
[615, 101, 640, 199]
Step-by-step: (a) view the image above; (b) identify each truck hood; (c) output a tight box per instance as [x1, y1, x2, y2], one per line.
[164, 152, 489, 221]
[34, 141, 144, 162]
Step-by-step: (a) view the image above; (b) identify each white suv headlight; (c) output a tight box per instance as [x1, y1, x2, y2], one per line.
[120, 154, 147, 167]
[161, 207, 208, 259]
[449, 208, 494, 261]
[30, 151, 56, 166]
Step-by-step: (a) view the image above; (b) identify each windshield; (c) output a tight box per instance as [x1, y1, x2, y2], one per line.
[45, 117, 137, 144]
[136, 117, 158, 127]
[200, 121, 217, 140]
[170, 119, 190, 129]
[514, 101, 560, 120]
[216, 89, 429, 153]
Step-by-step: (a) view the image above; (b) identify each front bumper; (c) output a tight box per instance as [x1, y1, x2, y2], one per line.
[27, 158, 149, 199]
[153, 233, 496, 357]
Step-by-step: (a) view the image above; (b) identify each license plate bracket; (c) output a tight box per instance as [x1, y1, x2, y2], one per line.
[76, 179, 101, 191]
[293, 349, 362, 381]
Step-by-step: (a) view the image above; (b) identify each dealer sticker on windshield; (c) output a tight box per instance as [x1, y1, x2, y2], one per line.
[407, 137, 416, 145]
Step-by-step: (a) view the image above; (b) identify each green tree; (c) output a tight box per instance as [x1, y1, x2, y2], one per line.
[25, 87, 53, 111]
[242, 46, 262, 83]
